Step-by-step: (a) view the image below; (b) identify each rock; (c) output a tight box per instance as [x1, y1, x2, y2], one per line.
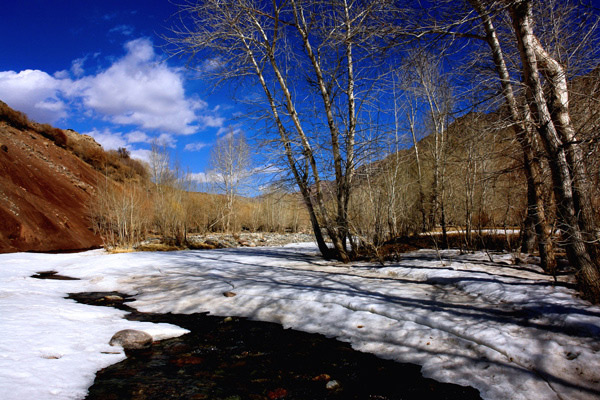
[109, 329, 153, 350]
[223, 291, 237, 297]
[267, 388, 287, 399]
[312, 374, 331, 381]
[103, 295, 124, 301]
[565, 351, 579, 360]
[326, 380, 342, 390]
[31, 270, 79, 280]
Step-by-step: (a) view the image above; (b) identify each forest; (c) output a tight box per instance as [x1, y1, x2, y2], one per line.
[76, 0, 600, 303]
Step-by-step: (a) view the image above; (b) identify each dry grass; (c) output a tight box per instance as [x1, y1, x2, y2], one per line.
[0, 100, 30, 129]
[134, 243, 186, 252]
[105, 247, 137, 254]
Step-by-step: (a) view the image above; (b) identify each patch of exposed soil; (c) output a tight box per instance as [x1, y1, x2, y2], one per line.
[70, 292, 482, 400]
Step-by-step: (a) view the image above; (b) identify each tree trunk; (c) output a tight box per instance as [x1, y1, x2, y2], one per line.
[241, 34, 334, 260]
[520, 210, 536, 254]
[408, 102, 427, 232]
[291, 0, 351, 261]
[470, 0, 555, 272]
[509, 0, 600, 302]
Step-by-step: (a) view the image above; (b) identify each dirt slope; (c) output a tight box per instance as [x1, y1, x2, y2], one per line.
[0, 121, 103, 253]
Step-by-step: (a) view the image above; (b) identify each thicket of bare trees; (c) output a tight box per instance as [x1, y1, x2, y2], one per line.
[164, 0, 600, 301]
[90, 143, 310, 249]
[90, 174, 152, 249]
[459, 0, 600, 301]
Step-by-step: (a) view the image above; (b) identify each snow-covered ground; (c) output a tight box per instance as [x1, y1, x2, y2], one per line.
[1, 243, 599, 400]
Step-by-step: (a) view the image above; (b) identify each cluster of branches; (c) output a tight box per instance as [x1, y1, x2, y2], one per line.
[166, 0, 600, 302]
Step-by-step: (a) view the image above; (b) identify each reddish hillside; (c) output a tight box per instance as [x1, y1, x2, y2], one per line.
[0, 109, 104, 253]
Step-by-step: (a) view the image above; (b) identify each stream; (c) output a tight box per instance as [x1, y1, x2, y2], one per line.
[69, 291, 482, 400]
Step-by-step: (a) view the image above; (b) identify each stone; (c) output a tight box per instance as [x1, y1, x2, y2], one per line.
[104, 294, 125, 301]
[223, 291, 237, 297]
[109, 329, 153, 350]
[312, 374, 331, 381]
[103, 295, 124, 301]
[326, 380, 342, 390]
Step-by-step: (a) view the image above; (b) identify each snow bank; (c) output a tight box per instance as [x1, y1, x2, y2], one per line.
[1, 244, 599, 400]
[0, 251, 188, 400]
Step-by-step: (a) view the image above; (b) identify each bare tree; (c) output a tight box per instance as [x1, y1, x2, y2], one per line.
[148, 142, 193, 245]
[507, 0, 600, 300]
[458, 0, 600, 299]
[403, 48, 454, 246]
[167, 0, 394, 261]
[209, 131, 252, 232]
[90, 175, 150, 249]
[467, 0, 556, 272]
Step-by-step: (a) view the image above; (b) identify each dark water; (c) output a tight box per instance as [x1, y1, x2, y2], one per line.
[32, 270, 80, 280]
[69, 292, 481, 400]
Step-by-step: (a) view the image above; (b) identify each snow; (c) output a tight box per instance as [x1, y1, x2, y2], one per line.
[1, 243, 599, 400]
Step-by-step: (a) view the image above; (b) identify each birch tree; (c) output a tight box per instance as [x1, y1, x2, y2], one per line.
[461, 0, 600, 299]
[507, 0, 600, 300]
[404, 49, 454, 246]
[468, 0, 556, 272]
[209, 132, 252, 232]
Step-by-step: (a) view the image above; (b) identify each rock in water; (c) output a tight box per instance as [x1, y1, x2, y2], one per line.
[103, 295, 124, 302]
[109, 329, 153, 350]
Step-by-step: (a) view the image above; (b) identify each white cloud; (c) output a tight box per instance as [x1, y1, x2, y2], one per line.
[199, 114, 225, 129]
[0, 37, 235, 147]
[79, 38, 199, 134]
[83, 128, 127, 150]
[0, 69, 69, 123]
[70, 57, 87, 78]
[125, 130, 150, 143]
[216, 125, 242, 137]
[184, 142, 209, 151]
[189, 171, 218, 184]
[200, 57, 225, 72]
[129, 148, 152, 163]
[156, 133, 177, 148]
[53, 70, 70, 79]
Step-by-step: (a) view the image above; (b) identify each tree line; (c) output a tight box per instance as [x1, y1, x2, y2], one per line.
[90, 139, 310, 249]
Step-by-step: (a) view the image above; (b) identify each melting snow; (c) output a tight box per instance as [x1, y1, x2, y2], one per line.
[1, 243, 599, 399]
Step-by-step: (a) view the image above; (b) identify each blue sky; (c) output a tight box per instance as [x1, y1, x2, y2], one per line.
[0, 0, 242, 181]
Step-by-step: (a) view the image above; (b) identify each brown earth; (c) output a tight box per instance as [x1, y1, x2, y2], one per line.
[0, 120, 103, 253]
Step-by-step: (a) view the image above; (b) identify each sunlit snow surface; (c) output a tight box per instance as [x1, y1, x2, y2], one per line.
[1, 243, 599, 400]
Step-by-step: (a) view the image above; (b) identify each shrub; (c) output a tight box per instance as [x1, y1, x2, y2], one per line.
[36, 124, 68, 148]
[122, 156, 149, 180]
